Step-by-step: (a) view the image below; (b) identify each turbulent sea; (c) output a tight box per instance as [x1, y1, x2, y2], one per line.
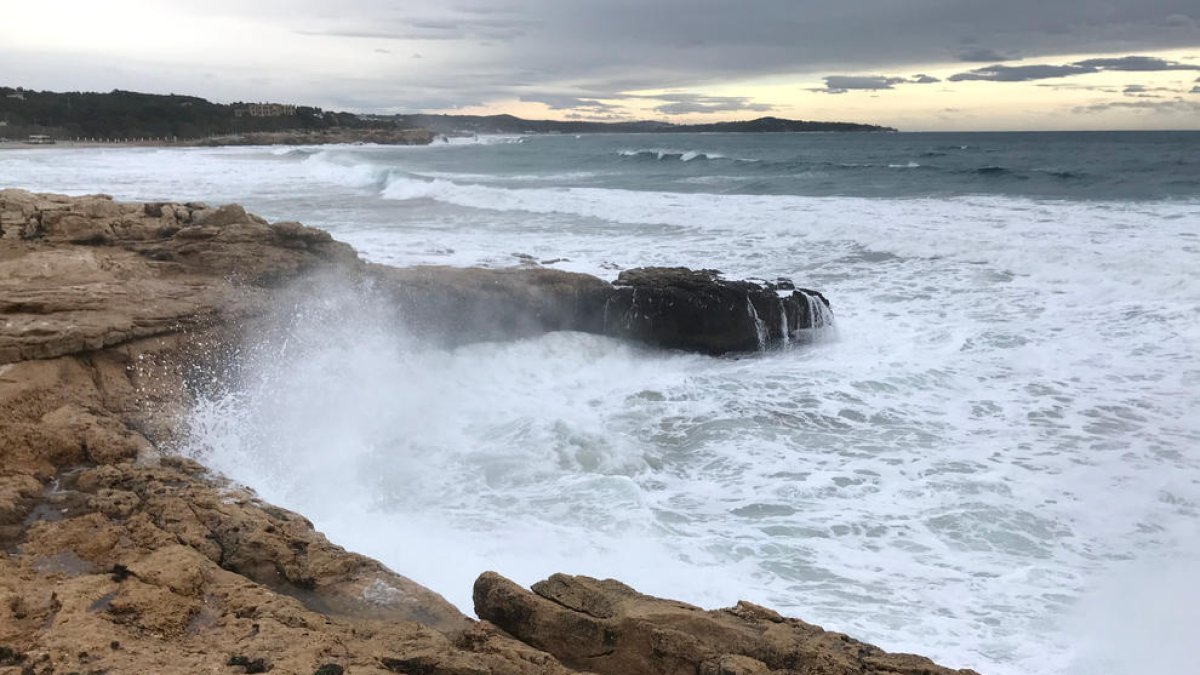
[3, 131, 1199, 674]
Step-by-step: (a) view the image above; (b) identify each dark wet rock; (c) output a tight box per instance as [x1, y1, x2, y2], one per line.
[601, 267, 833, 354]
[372, 264, 612, 346]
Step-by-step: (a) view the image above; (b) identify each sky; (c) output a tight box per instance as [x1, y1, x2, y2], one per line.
[1, 0, 1199, 130]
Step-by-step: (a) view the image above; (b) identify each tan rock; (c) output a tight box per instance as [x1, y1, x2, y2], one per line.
[475, 572, 982, 675]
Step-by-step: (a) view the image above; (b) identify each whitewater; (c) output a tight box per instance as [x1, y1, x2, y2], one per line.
[1, 131, 1197, 675]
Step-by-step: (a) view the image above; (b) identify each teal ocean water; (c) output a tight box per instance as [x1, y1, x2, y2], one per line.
[2, 131, 1198, 674]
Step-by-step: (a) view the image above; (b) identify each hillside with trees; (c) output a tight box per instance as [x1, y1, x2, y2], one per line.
[0, 88, 375, 140]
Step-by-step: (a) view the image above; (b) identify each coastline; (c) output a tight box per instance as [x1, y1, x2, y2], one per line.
[0, 140, 182, 150]
[0, 188, 978, 674]
[0, 128, 435, 151]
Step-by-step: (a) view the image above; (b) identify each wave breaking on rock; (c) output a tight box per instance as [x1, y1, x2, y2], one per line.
[0, 188, 978, 674]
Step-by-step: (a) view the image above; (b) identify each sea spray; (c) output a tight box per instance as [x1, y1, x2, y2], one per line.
[179, 275, 765, 618]
[746, 298, 768, 350]
[10, 133, 1200, 675]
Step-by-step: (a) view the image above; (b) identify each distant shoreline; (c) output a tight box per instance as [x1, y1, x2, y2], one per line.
[0, 128, 435, 150]
[0, 139, 183, 150]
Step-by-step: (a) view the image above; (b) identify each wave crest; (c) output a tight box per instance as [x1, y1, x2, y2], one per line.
[618, 148, 746, 163]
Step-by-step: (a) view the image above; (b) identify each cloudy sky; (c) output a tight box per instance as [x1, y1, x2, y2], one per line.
[2, 0, 1198, 130]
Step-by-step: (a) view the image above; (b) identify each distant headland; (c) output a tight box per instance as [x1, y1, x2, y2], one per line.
[0, 86, 895, 146]
[377, 113, 896, 135]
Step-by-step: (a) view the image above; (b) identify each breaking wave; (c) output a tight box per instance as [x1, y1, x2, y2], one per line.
[617, 148, 755, 162]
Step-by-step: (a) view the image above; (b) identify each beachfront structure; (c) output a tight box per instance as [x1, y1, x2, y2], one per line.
[234, 103, 297, 118]
[27, 135, 54, 144]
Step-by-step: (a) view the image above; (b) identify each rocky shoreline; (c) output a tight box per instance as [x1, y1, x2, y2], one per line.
[0, 189, 977, 674]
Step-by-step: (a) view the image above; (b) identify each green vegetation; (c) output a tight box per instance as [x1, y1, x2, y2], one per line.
[0, 87, 379, 139]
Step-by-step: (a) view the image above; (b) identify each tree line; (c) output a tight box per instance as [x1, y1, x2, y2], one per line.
[0, 88, 393, 140]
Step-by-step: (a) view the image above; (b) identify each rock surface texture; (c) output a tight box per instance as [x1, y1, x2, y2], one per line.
[476, 573, 979, 675]
[0, 189, 974, 674]
[603, 267, 833, 354]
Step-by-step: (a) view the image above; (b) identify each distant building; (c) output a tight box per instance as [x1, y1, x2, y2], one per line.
[234, 103, 297, 118]
[5, 92, 25, 100]
[27, 134, 54, 144]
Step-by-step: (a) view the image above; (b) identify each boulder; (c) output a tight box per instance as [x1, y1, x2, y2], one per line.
[602, 267, 833, 354]
[474, 572, 979, 675]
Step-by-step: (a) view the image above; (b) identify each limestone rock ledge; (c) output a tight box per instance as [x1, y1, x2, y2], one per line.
[0, 189, 974, 674]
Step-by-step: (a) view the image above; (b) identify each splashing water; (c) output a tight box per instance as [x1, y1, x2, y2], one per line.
[3, 134, 1198, 675]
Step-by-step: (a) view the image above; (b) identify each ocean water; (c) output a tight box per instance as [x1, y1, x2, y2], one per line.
[2, 131, 1199, 674]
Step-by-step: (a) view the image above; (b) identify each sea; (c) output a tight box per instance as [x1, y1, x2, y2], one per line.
[2, 131, 1198, 675]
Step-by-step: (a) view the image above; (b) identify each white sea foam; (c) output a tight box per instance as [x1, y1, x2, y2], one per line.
[3, 143, 1198, 675]
[618, 148, 739, 162]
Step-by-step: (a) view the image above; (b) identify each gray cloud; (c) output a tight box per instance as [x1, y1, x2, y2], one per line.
[1074, 97, 1200, 114]
[563, 112, 628, 121]
[816, 73, 940, 93]
[7, 0, 1200, 120]
[821, 75, 908, 93]
[519, 94, 623, 112]
[649, 94, 774, 115]
[1164, 14, 1196, 28]
[1073, 55, 1200, 71]
[257, 0, 1200, 109]
[1123, 84, 1167, 97]
[958, 48, 1019, 62]
[1035, 83, 1120, 92]
[949, 64, 1094, 82]
[950, 55, 1200, 82]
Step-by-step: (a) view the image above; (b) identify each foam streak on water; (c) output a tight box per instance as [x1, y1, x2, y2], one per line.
[2, 134, 1198, 675]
